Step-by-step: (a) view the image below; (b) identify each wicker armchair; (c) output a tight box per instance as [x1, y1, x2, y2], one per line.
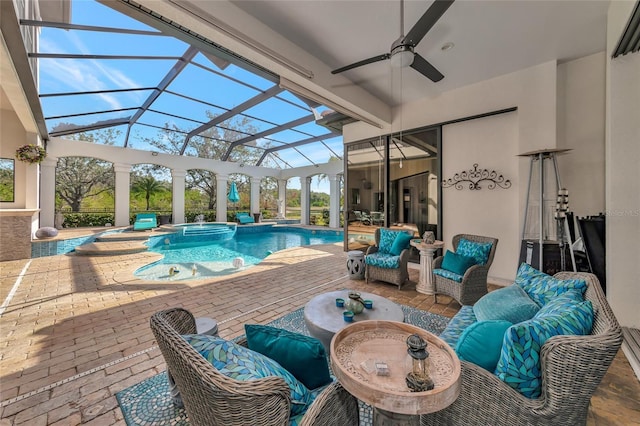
[433, 234, 498, 305]
[421, 272, 622, 426]
[365, 228, 411, 289]
[150, 308, 359, 426]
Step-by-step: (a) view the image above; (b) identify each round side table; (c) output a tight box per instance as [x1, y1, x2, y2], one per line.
[410, 239, 444, 295]
[347, 250, 365, 280]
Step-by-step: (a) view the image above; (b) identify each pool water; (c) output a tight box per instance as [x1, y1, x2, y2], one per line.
[134, 229, 343, 281]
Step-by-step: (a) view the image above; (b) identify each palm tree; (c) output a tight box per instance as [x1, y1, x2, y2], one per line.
[132, 176, 166, 211]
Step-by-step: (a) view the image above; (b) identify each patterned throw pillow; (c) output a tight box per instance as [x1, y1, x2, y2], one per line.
[433, 268, 464, 283]
[494, 296, 594, 398]
[365, 252, 401, 269]
[183, 334, 314, 416]
[379, 228, 401, 254]
[439, 306, 477, 349]
[456, 238, 493, 266]
[515, 263, 587, 307]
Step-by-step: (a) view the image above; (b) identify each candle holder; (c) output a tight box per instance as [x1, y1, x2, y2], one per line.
[405, 334, 434, 392]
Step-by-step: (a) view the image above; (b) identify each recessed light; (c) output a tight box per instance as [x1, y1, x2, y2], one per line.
[441, 42, 455, 51]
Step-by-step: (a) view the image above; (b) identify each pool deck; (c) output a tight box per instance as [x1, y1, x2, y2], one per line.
[1, 227, 638, 425]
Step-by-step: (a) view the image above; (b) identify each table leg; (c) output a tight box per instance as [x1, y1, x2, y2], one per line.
[373, 408, 420, 426]
[415, 247, 437, 295]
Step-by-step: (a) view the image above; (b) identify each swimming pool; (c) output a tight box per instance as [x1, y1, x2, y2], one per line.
[134, 225, 343, 281]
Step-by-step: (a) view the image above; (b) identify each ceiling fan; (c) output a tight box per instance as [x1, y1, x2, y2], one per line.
[331, 0, 454, 82]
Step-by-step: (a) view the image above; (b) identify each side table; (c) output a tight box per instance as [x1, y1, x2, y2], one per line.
[347, 250, 365, 280]
[410, 239, 444, 295]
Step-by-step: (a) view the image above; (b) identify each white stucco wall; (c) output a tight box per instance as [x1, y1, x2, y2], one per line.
[606, 2, 640, 328]
[0, 107, 27, 208]
[442, 111, 519, 283]
[557, 52, 606, 218]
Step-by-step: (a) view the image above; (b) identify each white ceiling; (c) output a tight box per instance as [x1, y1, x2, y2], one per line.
[229, 0, 611, 106]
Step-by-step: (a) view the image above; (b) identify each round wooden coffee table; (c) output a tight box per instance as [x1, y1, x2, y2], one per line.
[304, 290, 404, 352]
[330, 320, 461, 426]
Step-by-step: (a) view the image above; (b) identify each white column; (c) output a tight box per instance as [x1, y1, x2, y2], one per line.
[277, 179, 287, 219]
[329, 174, 341, 229]
[300, 176, 310, 225]
[39, 157, 57, 228]
[216, 174, 228, 222]
[171, 169, 186, 224]
[250, 177, 261, 216]
[114, 163, 131, 227]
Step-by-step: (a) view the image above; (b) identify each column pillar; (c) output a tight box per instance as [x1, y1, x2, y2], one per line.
[216, 174, 228, 222]
[171, 169, 186, 224]
[114, 163, 132, 227]
[250, 177, 261, 216]
[329, 174, 341, 229]
[300, 176, 310, 225]
[39, 157, 58, 228]
[277, 179, 287, 219]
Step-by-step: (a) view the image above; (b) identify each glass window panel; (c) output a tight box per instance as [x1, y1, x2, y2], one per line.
[47, 111, 132, 134]
[277, 91, 311, 109]
[291, 122, 328, 137]
[41, 90, 154, 118]
[138, 110, 202, 132]
[228, 145, 267, 165]
[59, 124, 129, 146]
[237, 115, 278, 133]
[38, 58, 178, 93]
[242, 97, 309, 125]
[71, 1, 157, 30]
[167, 65, 259, 109]
[268, 129, 313, 144]
[152, 91, 226, 123]
[267, 148, 313, 168]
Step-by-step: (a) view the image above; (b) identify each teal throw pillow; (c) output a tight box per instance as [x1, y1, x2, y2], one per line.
[183, 334, 314, 416]
[515, 263, 587, 307]
[455, 320, 512, 372]
[473, 285, 540, 324]
[456, 238, 493, 266]
[379, 228, 400, 254]
[245, 324, 332, 390]
[494, 296, 594, 398]
[441, 250, 476, 276]
[389, 232, 413, 256]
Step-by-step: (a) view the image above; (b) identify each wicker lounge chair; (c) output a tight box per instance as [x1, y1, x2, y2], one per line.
[421, 272, 622, 426]
[433, 234, 498, 306]
[150, 308, 359, 426]
[365, 228, 412, 289]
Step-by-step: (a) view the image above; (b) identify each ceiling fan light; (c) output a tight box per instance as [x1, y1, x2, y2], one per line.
[390, 50, 414, 68]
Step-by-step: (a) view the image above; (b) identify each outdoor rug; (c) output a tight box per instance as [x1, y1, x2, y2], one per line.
[116, 305, 450, 426]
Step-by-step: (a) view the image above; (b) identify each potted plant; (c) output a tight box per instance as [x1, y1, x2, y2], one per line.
[15, 144, 46, 164]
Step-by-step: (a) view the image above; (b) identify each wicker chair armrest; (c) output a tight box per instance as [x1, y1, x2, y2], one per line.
[300, 381, 359, 426]
[398, 248, 411, 266]
[366, 246, 379, 255]
[461, 264, 489, 281]
[433, 255, 444, 269]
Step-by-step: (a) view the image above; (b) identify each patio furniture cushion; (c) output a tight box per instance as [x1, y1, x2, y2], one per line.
[245, 324, 331, 390]
[236, 212, 255, 224]
[441, 250, 476, 276]
[182, 334, 314, 416]
[365, 252, 401, 269]
[389, 232, 413, 256]
[455, 320, 512, 372]
[494, 295, 594, 398]
[456, 238, 493, 266]
[439, 306, 477, 349]
[473, 284, 540, 324]
[433, 268, 464, 283]
[378, 228, 403, 254]
[515, 263, 587, 306]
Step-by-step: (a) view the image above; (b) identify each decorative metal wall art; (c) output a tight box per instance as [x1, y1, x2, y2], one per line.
[442, 163, 511, 190]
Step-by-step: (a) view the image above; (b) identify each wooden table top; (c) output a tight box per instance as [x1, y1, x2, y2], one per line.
[330, 320, 461, 416]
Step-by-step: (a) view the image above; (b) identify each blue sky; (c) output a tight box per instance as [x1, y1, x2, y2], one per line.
[37, 0, 343, 187]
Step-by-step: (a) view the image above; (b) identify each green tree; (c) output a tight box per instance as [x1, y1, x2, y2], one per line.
[131, 176, 167, 211]
[139, 113, 264, 210]
[53, 127, 119, 212]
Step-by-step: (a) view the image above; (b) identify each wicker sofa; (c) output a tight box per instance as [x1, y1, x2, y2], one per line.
[421, 272, 622, 426]
[150, 308, 359, 426]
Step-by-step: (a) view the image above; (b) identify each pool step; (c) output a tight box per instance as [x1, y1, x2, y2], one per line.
[182, 226, 234, 237]
[96, 231, 153, 242]
[75, 241, 149, 256]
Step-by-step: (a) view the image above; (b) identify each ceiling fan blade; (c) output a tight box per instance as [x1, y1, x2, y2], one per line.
[403, 0, 454, 47]
[411, 53, 444, 82]
[331, 53, 391, 74]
